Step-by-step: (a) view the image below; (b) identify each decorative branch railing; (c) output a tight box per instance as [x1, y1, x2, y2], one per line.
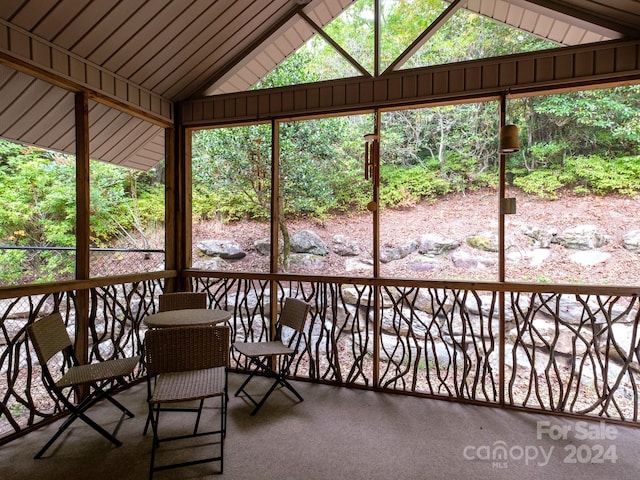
[192, 272, 640, 425]
[0, 272, 169, 442]
[1, 270, 638, 445]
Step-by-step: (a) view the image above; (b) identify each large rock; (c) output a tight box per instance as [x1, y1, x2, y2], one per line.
[599, 323, 640, 370]
[451, 250, 496, 269]
[506, 248, 551, 267]
[406, 256, 439, 272]
[622, 229, 640, 253]
[289, 253, 325, 269]
[345, 258, 373, 272]
[331, 234, 361, 256]
[466, 231, 499, 252]
[569, 250, 611, 266]
[291, 230, 328, 255]
[554, 224, 610, 250]
[380, 239, 418, 263]
[197, 239, 246, 259]
[417, 234, 459, 256]
[521, 225, 557, 248]
[192, 257, 229, 270]
[254, 237, 284, 256]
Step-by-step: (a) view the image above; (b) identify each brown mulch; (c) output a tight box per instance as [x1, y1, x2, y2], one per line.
[192, 189, 640, 285]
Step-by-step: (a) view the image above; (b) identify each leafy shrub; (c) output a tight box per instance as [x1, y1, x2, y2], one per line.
[513, 154, 640, 198]
[527, 141, 570, 168]
[379, 165, 451, 208]
[512, 169, 577, 199]
[136, 184, 165, 226]
[567, 155, 640, 195]
[0, 249, 27, 284]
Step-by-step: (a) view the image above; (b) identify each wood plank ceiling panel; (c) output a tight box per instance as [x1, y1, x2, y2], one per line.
[101, 0, 185, 75]
[162, 0, 295, 100]
[30, 0, 87, 40]
[115, 0, 213, 80]
[144, 0, 260, 98]
[2, 0, 58, 29]
[122, 0, 217, 88]
[0, 66, 75, 152]
[51, 1, 117, 50]
[0, 0, 29, 19]
[89, 101, 162, 169]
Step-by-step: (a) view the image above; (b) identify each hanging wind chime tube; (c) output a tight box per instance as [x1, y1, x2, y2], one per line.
[364, 133, 379, 211]
[364, 133, 379, 180]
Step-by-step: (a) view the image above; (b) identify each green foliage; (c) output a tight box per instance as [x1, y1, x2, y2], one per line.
[0, 140, 163, 283]
[512, 154, 640, 198]
[136, 184, 165, 226]
[379, 164, 451, 208]
[526, 141, 570, 168]
[3, 6, 640, 283]
[568, 155, 640, 195]
[0, 249, 26, 283]
[512, 168, 577, 199]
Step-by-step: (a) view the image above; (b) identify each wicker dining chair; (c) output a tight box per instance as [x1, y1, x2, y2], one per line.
[158, 292, 207, 312]
[26, 312, 140, 459]
[233, 297, 310, 415]
[144, 325, 230, 478]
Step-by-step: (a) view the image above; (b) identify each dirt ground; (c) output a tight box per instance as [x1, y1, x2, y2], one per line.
[192, 189, 640, 285]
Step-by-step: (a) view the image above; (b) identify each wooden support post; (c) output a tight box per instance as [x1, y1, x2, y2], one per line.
[498, 93, 507, 406]
[75, 92, 90, 398]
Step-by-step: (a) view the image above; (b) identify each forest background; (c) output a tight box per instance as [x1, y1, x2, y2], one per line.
[0, 0, 638, 284]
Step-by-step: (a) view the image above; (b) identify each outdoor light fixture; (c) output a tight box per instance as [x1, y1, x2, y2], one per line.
[498, 124, 520, 154]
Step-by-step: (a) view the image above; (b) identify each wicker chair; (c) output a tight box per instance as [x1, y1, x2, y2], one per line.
[144, 325, 230, 478]
[26, 312, 140, 459]
[233, 297, 310, 415]
[158, 292, 207, 312]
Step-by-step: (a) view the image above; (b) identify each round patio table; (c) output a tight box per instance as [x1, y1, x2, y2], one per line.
[143, 308, 231, 328]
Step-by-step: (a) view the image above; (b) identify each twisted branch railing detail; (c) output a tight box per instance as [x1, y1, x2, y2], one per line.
[0, 277, 163, 440]
[2, 274, 639, 443]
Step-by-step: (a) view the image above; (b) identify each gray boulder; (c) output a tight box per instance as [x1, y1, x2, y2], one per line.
[192, 257, 229, 270]
[521, 225, 557, 248]
[291, 230, 328, 255]
[417, 234, 459, 256]
[197, 239, 246, 259]
[554, 224, 609, 250]
[623, 229, 640, 253]
[569, 250, 611, 266]
[332, 235, 361, 256]
[380, 239, 418, 263]
[466, 231, 499, 252]
[451, 250, 496, 269]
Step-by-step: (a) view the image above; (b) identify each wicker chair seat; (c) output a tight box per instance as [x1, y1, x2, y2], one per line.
[57, 356, 140, 388]
[233, 341, 294, 358]
[150, 367, 226, 404]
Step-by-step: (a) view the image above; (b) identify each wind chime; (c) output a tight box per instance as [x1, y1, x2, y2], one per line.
[363, 132, 379, 212]
[249, 138, 267, 192]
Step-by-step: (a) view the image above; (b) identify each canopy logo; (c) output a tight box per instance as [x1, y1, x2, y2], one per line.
[463, 420, 619, 469]
[462, 441, 553, 468]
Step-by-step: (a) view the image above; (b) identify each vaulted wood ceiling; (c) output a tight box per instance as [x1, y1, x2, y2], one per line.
[1, 0, 639, 170]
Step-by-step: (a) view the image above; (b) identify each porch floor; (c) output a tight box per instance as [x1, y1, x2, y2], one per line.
[3, 373, 639, 480]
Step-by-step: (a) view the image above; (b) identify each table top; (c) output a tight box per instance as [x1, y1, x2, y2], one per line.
[143, 308, 231, 328]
